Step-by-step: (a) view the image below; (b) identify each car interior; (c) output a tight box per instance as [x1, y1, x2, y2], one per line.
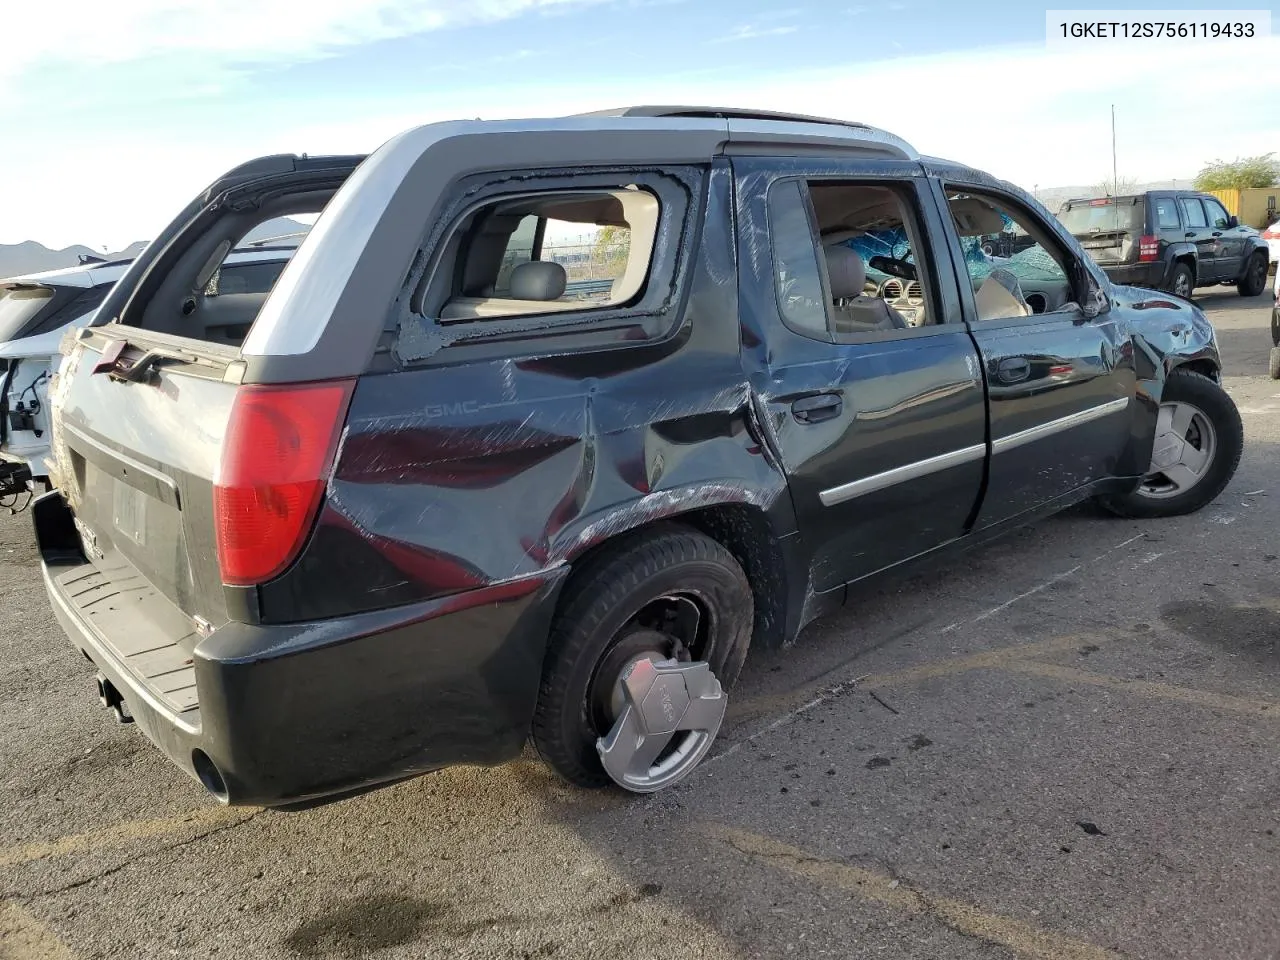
[807, 183, 935, 329]
[945, 190, 1079, 319]
[433, 188, 660, 322]
[123, 191, 332, 347]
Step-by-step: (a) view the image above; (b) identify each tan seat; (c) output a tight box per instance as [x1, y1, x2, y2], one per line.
[823, 246, 906, 333]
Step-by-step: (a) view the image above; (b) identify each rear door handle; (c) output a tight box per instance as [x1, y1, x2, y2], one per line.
[996, 357, 1031, 383]
[791, 393, 843, 424]
[1185, 232, 1196, 239]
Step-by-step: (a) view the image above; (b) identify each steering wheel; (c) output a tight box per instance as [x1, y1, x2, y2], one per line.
[868, 255, 917, 281]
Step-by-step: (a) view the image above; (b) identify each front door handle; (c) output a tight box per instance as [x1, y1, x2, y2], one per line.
[1212, 231, 1223, 237]
[996, 357, 1031, 383]
[1185, 232, 1196, 238]
[792, 393, 843, 424]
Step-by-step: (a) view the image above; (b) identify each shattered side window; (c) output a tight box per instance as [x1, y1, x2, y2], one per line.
[948, 190, 1077, 320]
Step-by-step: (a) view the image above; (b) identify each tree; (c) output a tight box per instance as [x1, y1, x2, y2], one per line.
[1091, 175, 1140, 197]
[1194, 154, 1279, 191]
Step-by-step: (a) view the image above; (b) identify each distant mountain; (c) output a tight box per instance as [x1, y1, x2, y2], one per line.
[0, 240, 149, 279]
[0, 217, 311, 281]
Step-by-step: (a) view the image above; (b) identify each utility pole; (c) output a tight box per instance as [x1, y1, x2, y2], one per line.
[1111, 104, 1118, 199]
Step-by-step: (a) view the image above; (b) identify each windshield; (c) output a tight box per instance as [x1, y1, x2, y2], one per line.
[0, 286, 54, 342]
[1058, 200, 1144, 235]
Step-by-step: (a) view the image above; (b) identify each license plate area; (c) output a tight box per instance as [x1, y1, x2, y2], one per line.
[112, 480, 147, 547]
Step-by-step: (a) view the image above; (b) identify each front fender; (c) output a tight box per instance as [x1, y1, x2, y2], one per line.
[1112, 284, 1220, 381]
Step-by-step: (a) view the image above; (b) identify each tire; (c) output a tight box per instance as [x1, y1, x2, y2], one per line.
[1167, 262, 1194, 300]
[1269, 346, 1280, 380]
[1238, 251, 1269, 297]
[1096, 369, 1242, 519]
[531, 527, 754, 789]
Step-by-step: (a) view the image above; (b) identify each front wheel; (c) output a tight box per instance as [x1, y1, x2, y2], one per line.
[1096, 370, 1242, 519]
[1238, 252, 1269, 297]
[531, 527, 753, 792]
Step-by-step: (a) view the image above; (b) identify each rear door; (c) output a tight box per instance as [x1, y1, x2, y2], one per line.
[1151, 194, 1185, 258]
[1059, 197, 1144, 266]
[48, 158, 360, 639]
[1179, 196, 1217, 281]
[928, 175, 1137, 527]
[734, 157, 987, 592]
[52, 330, 241, 627]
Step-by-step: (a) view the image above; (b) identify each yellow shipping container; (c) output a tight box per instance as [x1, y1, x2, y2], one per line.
[1207, 187, 1280, 228]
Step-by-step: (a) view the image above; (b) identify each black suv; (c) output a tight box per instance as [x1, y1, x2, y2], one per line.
[34, 107, 1242, 806]
[1058, 190, 1271, 299]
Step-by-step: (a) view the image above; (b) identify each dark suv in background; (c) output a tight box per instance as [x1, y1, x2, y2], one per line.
[1059, 190, 1271, 300]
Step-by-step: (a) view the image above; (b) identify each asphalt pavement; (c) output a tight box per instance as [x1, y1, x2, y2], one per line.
[2, 285, 1278, 960]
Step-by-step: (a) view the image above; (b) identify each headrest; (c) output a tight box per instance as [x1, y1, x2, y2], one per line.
[510, 260, 567, 301]
[824, 245, 866, 300]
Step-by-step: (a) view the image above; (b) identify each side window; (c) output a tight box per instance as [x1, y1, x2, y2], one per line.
[1204, 198, 1231, 229]
[1154, 198, 1181, 230]
[1181, 198, 1208, 229]
[766, 177, 945, 342]
[430, 186, 659, 323]
[766, 179, 829, 338]
[946, 188, 1077, 321]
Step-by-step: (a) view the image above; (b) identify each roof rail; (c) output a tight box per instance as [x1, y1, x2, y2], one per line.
[577, 105, 872, 130]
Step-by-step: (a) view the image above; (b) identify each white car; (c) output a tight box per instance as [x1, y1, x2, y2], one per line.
[1263, 219, 1280, 270]
[0, 240, 301, 502]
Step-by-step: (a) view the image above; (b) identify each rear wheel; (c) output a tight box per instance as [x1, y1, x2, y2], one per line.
[1168, 263, 1194, 300]
[1238, 251, 1269, 297]
[531, 527, 753, 792]
[1096, 369, 1242, 519]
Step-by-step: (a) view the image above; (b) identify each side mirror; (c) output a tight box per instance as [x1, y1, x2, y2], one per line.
[1228, 215, 1240, 228]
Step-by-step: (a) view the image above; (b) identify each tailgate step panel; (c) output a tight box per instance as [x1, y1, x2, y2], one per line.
[52, 561, 201, 715]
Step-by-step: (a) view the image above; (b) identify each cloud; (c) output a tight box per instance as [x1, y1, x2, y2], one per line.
[711, 24, 800, 43]
[0, 0, 606, 92]
[5, 31, 1278, 248]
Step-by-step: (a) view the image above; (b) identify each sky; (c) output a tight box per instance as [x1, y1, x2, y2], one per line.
[3, 0, 1277, 249]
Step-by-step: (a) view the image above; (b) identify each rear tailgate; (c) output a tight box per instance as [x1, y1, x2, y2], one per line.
[49, 327, 240, 707]
[1059, 197, 1145, 265]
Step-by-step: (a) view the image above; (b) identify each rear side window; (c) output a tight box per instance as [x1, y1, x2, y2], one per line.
[1181, 198, 1208, 228]
[433, 187, 659, 323]
[1154, 198, 1180, 229]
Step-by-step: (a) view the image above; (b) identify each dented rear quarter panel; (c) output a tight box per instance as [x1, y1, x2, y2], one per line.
[258, 163, 798, 626]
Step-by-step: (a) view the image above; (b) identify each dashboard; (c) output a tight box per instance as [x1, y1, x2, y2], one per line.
[865, 277, 929, 327]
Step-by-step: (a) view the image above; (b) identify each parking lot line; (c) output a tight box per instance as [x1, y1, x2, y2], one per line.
[702, 824, 1121, 960]
[0, 902, 77, 960]
[0, 806, 252, 871]
[710, 633, 1112, 766]
[1003, 661, 1280, 719]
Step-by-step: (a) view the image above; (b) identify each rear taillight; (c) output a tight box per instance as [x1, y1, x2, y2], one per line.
[213, 379, 355, 587]
[1138, 235, 1159, 262]
[1263, 225, 1279, 240]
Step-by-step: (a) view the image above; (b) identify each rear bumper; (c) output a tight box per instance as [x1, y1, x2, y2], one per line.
[1099, 262, 1167, 288]
[34, 492, 566, 806]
